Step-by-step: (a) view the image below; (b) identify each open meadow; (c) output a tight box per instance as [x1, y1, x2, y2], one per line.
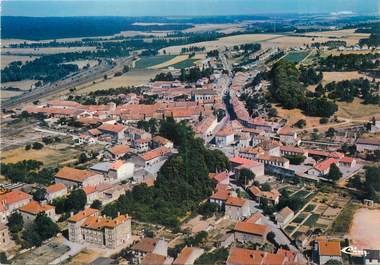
[2, 46, 97, 55]
[1, 55, 39, 69]
[337, 98, 380, 120]
[348, 208, 380, 249]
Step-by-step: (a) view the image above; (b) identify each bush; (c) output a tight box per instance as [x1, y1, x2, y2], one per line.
[320, 117, 329, 124]
[32, 142, 44, 150]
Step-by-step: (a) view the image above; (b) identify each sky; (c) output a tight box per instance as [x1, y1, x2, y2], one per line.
[2, 0, 380, 17]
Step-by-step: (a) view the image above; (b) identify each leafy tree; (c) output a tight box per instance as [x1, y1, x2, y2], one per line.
[33, 188, 47, 202]
[327, 164, 342, 181]
[22, 213, 59, 247]
[325, 127, 336, 138]
[0, 252, 7, 264]
[325, 259, 342, 265]
[239, 168, 255, 186]
[78, 153, 89, 164]
[7, 212, 24, 233]
[294, 119, 306, 128]
[195, 248, 228, 265]
[90, 200, 102, 210]
[65, 189, 87, 213]
[197, 202, 219, 218]
[284, 154, 306, 165]
[32, 142, 44, 150]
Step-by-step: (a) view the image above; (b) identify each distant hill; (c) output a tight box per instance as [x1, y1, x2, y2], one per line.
[1, 16, 194, 40]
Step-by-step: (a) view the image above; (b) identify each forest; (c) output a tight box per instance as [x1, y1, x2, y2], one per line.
[102, 118, 230, 229]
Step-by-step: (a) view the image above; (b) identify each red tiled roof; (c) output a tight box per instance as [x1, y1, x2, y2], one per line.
[0, 190, 31, 206]
[226, 196, 246, 207]
[209, 171, 229, 183]
[55, 167, 98, 183]
[97, 123, 125, 133]
[141, 146, 170, 161]
[46, 183, 66, 194]
[108, 145, 130, 156]
[131, 237, 158, 253]
[210, 189, 230, 201]
[141, 253, 166, 265]
[314, 158, 338, 172]
[318, 241, 341, 257]
[227, 248, 294, 265]
[234, 222, 269, 236]
[19, 201, 54, 215]
[68, 208, 99, 222]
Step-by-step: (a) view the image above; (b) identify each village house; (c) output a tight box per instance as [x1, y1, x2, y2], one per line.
[141, 253, 170, 265]
[356, 138, 380, 152]
[278, 127, 301, 146]
[280, 146, 309, 157]
[233, 221, 270, 244]
[209, 171, 230, 185]
[0, 190, 32, 223]
[229, 157, 265, 178]
[135, 146, 172, 168]
[18, 201, 57, 224]
[227, 247, 298, 265]
[55, 167, 104, 188]
[257, 154, 290, 169]
[192, 89, 217, 103]
[83, 186, 98, 204]
[126, 127, 152, 142]
[307, 158, 338, 177]
[105, 144, 130, 160]
[68, 209, 131, 249]
[339, 156, 356, 168]
[239, 146, 265, 160]
[131, 237, 168, 263]
[97, 123, 126, 142]
[90, 160, 134, 182]
[152, 136, 174, 149]
[215, 126, 234, 147]
[225, 196, 251, 221]
[314, 239, 342, 265]
[209, 186, 232, 207]
[133, 138, 150, 153]
[275, 207, 294, 227]
[45, 183, 68, 202]
[193, 115, 218, 141]
[249, 185, 280, 205]
[173, 247, 204, 265]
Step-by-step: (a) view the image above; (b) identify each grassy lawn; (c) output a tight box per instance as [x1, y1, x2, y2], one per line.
[135, 55, 175, 69]
[285, 225, 296, 233]
[329, 202, 359, 234]
[282, 51, 310, 63]
[304, 204, 316, 212]
[293, 213, 308, 223]
[303, 214, 320, 227]
[291, 190, 310, 199]
[169, 58, 198, 69]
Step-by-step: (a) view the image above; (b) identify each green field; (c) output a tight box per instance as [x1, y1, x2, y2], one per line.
[293, 213, 307, 223]
[135, 55, 175, 69]
[303, 214, 320, 226]
[169, 58, 198, 69]
[285, 225, 296, 233]
[282, 51, 310, 63]
[304, 204, 316, 212]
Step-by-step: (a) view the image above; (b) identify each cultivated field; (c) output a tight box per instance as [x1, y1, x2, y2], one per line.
[261, 35, 356, 49]
[184, 23, 247, 33]
[0, 90, 24, 101]
[282, 51, 310, 63]
[337, 98, 380, 120]
[349, 208, 380, 249]
[2, 46, 97, 55]
[63, 59, 98, 69]
[303, 28, 370, 43]
[159, 34, 283, 54]
[149, 54, 189, 69]
[1, 55, 38, 69]
[77, 69, 159, 94]
[0, 144, 82, 167]
[1, 79, 37, 90]
[321, 71, 376, 85]
[135, 55, 176, 69]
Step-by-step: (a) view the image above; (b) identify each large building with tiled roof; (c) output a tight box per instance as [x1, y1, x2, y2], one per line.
[0, 190, 32, 223]
[68, 208, 131, 249]
[227, 247, 299, 265]
[18, 200, 56, 224]
[225, 196, 251, 220]
[173, 247, 204, 265]
[55, 167, 104, 188]
[233, 221, 270, 244]
[45, 183, 67, 202]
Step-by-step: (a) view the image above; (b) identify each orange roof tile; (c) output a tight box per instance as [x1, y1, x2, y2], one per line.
[141, 146, 170, 161]
[68, 208, 99, 222]
[234, 222, 269, 236]
[131, 237, 158, 253]
[83, 185, 96, 195]
[46, 183, 67, 194]
[98, 123, 125, 133]
[0, 190, 31, 206]
[81, 214, 129, 230]
[19, 201, 54, 215]
[318, 241, 341, 256]
[108, 145, 130, 156]
[141, 253, 166, 265]
[210, 189, 230, 201]
[227, 247, 295, 265]
[173, 247, 195, 265]
[226, 196, 246, 207]
[314, 158, 338, 172]
[55, 167, 98, 183]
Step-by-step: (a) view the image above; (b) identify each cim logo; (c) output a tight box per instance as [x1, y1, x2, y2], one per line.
[341, 246, 367, 257]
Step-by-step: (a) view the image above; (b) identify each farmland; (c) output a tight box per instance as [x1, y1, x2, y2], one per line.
[282, 51, 310, 63]
[1, 55, 38, 69]
[134, 55, 176, 69]
[2, 46, 97, 55]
